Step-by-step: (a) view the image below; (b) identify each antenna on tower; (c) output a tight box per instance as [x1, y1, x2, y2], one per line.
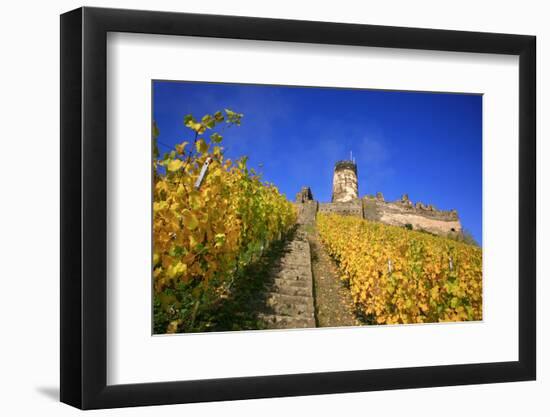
[350, 150, 353, 162]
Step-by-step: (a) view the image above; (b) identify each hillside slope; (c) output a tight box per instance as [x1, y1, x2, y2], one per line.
[317, 213, 482, 325]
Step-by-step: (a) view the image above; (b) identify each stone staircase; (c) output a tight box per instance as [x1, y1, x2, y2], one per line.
[259, 226, 316, 329]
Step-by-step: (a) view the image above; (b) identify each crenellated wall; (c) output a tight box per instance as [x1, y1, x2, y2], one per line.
[362, 194, 461, 236]
[294, 161, 462, 238]
[318, 200, 363, 218]
[295, 189, 461, 237]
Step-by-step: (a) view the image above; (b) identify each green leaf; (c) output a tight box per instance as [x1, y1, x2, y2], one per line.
[182, 209, 199, 230]
[184, 115, 206, 134]
[214, 233, 226, 247]
[183, 114, 194, 125]
[210, 132, 223, 143]
[224, 109, 243, 126]
[450, 297, 459, 308]
[196, 139, 209, 154]
[201, 114, 215, 129]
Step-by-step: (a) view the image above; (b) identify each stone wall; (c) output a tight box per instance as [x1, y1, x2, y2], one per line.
[362, 195, 461, 236]
[295, 200, 319, 225]
[318, 200, 363, 218]
[294, 192, 461, 237]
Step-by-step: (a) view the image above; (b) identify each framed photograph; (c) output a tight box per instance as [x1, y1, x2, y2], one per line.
[60, 6, 536, 409]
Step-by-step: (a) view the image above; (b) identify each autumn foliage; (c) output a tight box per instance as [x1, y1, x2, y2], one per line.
[153, 110, 296, 333]
[317, 213, 482, 324]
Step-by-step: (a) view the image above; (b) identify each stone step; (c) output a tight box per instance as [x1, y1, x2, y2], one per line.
[259, 314, 315, 329]
[278, 249, 309, 258]
[265, 282, 312, 297]
[258, 224, 316, 330]
[265, 293, 314, 317]
[284, 258, 309, 264]
[283, 243, 309, 253]
[265, 301, 314, 318]
[272, 268, 312, 282]
[271, 277, 311, 289]
[272, 263, 308, 272]
[266, 292, 313, 306]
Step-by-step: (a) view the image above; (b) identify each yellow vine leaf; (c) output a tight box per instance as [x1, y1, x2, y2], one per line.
[317, 213, 482, 325]
[196, 139, 209, 154]
[167, 159, 183, 172]
[153, 110, 297, 333]
[182, 209, 199, 230]
[175, 141, 189, 155]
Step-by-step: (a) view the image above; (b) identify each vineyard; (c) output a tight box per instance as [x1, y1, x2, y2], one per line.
[317, 213, 482, 324]
[153, 110, 296, 334]
[152, 108, 482, 333]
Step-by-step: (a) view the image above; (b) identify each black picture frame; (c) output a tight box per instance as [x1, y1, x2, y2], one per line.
[60, 6, 536, 410]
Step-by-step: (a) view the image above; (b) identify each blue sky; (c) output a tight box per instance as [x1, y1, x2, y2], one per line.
[153, 81, 482, 245]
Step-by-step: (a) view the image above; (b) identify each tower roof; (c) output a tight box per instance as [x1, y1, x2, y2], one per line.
[334, 160, 357, 174]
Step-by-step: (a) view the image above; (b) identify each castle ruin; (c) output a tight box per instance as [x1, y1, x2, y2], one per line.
[296, 160, 462, 237]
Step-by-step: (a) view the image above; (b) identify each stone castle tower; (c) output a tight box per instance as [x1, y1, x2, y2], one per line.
[332, 160, 359, 202]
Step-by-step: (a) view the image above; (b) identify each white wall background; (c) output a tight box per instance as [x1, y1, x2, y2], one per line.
[0, 0, 546, 415]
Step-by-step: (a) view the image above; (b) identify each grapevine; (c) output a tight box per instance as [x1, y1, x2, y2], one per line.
[317, 213, 482, 324]
[153, 110, 296, 333]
